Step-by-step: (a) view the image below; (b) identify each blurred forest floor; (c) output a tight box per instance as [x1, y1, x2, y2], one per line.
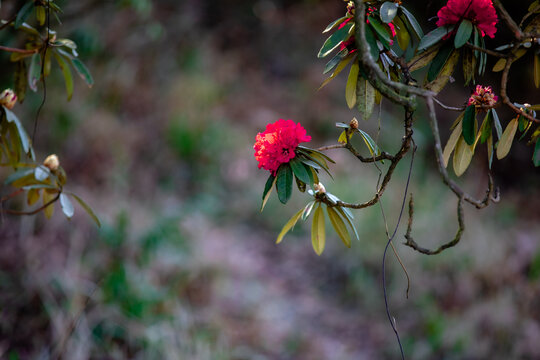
[1, 0, 540, 359]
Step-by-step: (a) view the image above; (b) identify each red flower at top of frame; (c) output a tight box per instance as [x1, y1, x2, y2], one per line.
[436, 0, 498, 38]
[254, 119, 311, 175]
[467, 85, 498, 106]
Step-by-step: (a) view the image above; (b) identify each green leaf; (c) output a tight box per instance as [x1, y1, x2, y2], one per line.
[319, 54, 355, 90]
[4, 167, 33, 185]
[261, 174, 276, 212]
[323, 16, 349, 33]
[69, 193, 101, 227]
[276, 164, 293, 204]
[28, 53, 41, 92]
[336, 206, 359, 241]
[427, 42, 454, 82]
[357, 78, 375, 121]
[492, 109, 503, 140]
[276, 208, 304, 244]
[54, 52, 74, 101]
[318, 22, 354, 58]
[290, 157, 311, 185]
[487, 133, 494, 169]
[424, 49, 459, 93]
[15, 1, 34, 29]
[407, 43, 442, 72]
[346, 61, 359, 109]
[462, 105, 477, 145]
[393, 15, 411, 51]
[454, 20, 473, 48]
[380, 2, 399, 23]
[14, 61, 27, 103]
[443, 120, 463, 168]
[399, 6, 423, 39]
[533, 140, 540, 167]
[327, 206, 351, 248]
[70, 58, 94, 87]
[480, 111, 493, 144]
[324, 49, 348, 75]
[311, 204, 325, 256]
[60, 193, 74, 219]
[365, 25, 380, 60]
[358, 129, 381, 157]
[496, 117, 519, 159]
[453, 136, 474, 176]
[368, 17, 391, 49]
[418, 25, 453, 52]
[4, 108, 31, 155]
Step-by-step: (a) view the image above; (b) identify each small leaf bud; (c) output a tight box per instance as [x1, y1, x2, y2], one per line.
[43, 154, 60, 171]
[349, 117, 359, 130]
[0, 89, 17, 109]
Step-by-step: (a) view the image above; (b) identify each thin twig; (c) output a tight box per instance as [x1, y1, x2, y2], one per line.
[0, 45, 38, 54]
[493, 0, 524, 39]
[1, 192, 60, 215]
[465, 42, 507, 58]
[433, 98, 465, 112]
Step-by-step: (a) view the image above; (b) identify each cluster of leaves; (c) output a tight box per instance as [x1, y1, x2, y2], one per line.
[0, 1, 98, 225]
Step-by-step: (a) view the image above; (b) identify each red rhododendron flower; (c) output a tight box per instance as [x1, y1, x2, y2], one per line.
[436, 0, 498, 38]
[467, 85, 498, 106]
[254, 119, 311, 175]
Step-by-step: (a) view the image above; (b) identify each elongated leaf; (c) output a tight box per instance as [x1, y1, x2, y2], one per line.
[324, 49, 348, 75]
[60, 193, 74, 218]
[4, 167, 33, 185]
[496, 117, 519, 159]
[453, 136, 474, 176]
[14, 60, 27, 103]
[319, 54, 355, 90]
[70, 58, 94, 86]
[276, 208, 305, 244]
[533, 140, 540, 167]
[399, 6, 423, 39]
[69, 193, 101, 227]
[418, 25, 453, 52]
[424, 49, 459, 93]
[290, 157, 311, 185]
[407, 43, 442, 72]
[302, 201, 316, 221]
[462, 48, 476, 85]
[454, 20, 473, 48]
[336, 206, 359, 241]
[365, 25, 380, 60]
[380, 2, 399, 23]
[368, 17, 391, 49]
[358, 129, 381, 157]
[480, 111, 492, 144]
[318, 22, 354, 58]
[323, 16, 349, 33]
[427, 42, 454, 82]
[43, 191, 55, 219]
[28, 53, 41, 92]
[487, 133, 494, 169]
[261, 174, 276, 212]
[443, 120, 463, 167]
[27, 188, 40, 206]
[346, 61, 359, 109]
[15, 1, 34, 29]
[276, 164, 293, 204]
[54, 52, 74, 101]
[327, 206, 351, 248]
[4, 108, 31, 155]
[462, 105, 477, 145]
[492, 109, 503, 139]
[393, 15, 410, 51]
[297, 146, 336, 163]
[22, 184, 57, 190]
[311, 205, 325, 256]
[357, 78, 375, 121]
[492, 58, 507, 72]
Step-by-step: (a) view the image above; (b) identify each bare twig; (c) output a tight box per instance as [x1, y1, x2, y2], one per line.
[433, 98, 466, 112]
[465, 42, 507, 58]
[493, 0, 524, 39]
[0, 45, 38, 54]
[1, 192, 60, 215]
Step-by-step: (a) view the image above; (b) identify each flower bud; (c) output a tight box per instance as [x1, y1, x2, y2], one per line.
[314, 182, 326, 194]
[43, 154, 60, 171]
[0, 89, 17, 110]
[349, 117, 359, 130]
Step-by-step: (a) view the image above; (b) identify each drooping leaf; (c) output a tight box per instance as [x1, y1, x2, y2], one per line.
[4, 167, 33, 185]
[480, 111, 493, 144]
[276, 164, 293, 204]
[15, 1, 34, 29]
[380, 2, 399, 23]
[290, 157, 311, 185]
[261, 174, 276, 212]
[327, 206, 351, 248]
[427, 42, 454, 82]
[407, 43, 442, 72]
[393, 15, 411, 51]
[357, 78, 375, 121]
[496, 117, 519, 159]
[324, 49, 348, 75]
[454, 20, 473, 48]
[399, 6, 424, 39]
[358, 129, 381, 157]
[487, 133, 494, 169]
[346, 61, 359, 109]
[453, 136, 474, 176]
[535, 54, 540, 88]
[28, 53, 41, 92]
[417, 25, 453, 52]
[462, 48, 476, 85]
[311, 204, 326, 256]
[462, 105, 477, 145]
[491, 109, 503, 139]
[69, 193, 101, 227]
[318, 22, 354, 58]
[70, 58, 94, 87]
[27, 188, 40, 206]
[368, 17, 391, 49]
[518, 115, 528, 132]
[4, 108, 31, 155]
[14, 60, 27, 103]
[336, 206, 359, 241]
[54, 52, 74, 101]
[60, 193, 74, 219]
[424, 49, 459, 93]
[36, 5, 46, 26]
[365, 25, 381, 60]
[533, 139, 540, 167]
[42, 191, 55, 219]
[443, 120, 463, 168]
[276, 208, 305, 244]
[323, 16, 349, 33]
[319, 54, 355, 90]
[302, 201, 316, 220]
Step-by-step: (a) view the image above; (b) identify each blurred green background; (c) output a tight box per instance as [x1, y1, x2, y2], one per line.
[1, 0, 539, 359]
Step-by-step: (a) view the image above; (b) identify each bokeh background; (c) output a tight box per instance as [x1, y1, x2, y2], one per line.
[1, 0, 539, 359]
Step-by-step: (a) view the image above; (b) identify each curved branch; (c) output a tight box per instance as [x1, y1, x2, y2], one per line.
[493, 0, 524, 39]
[404, 195, 464, 255]
[1, 192, 60, 216]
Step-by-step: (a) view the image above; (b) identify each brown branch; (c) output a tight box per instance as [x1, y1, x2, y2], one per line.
[0, 189, 24, 202]
[465, 42, 507, 58]
[433, 98, 466, 112]
[0, 45, 39, 54]
[1, 192, 60, 215]
[317, 144, 346, 151]
[404, 195, 465, 255]
[493, 0, 524, 39]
